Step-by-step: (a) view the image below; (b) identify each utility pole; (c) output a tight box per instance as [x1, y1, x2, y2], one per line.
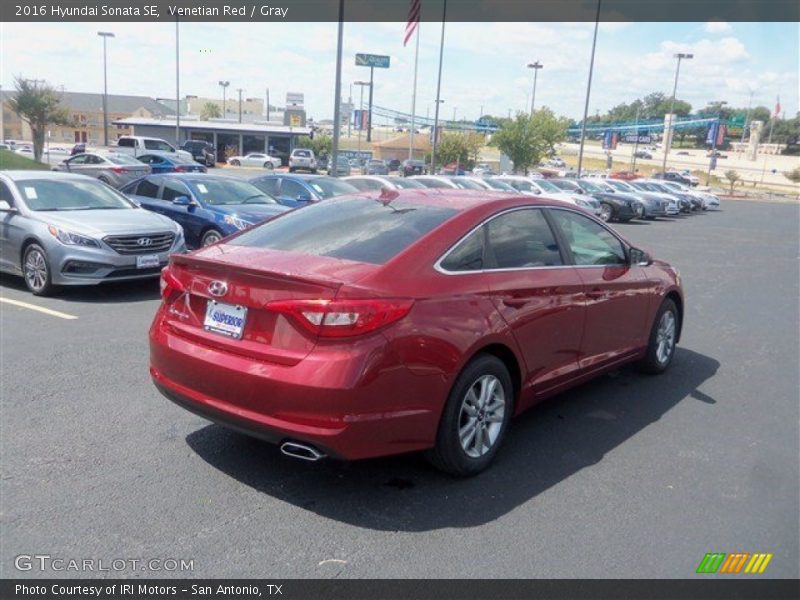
[741, 89, 755, 144]
[431, 0, 447, 174]
[631, 104, 642, 172]
[330, 0, 344, 175]
[175, 21, 180, 145]
[236, 88, 243, 123]
[97, 31, 115, 147]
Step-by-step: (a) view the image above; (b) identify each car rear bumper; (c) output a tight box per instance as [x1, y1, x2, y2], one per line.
[149, 318, 441, 460]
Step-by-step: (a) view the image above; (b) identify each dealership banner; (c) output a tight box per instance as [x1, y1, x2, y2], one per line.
[602, 130, 619, 150]
[706, 122, 727, 146]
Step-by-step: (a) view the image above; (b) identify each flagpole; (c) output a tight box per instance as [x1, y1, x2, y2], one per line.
[409, 25, 420, 161]
[431, 0, 447, 174]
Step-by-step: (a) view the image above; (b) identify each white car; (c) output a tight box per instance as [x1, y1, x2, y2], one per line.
[660, 180, 720, 210]
[227, 152, 282, 169]
[679, 170, 700, 186]
[495, 175, 602, 215]
[288, 148, 317, 173]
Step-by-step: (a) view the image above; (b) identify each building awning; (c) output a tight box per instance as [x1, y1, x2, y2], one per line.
[112, 117, 312, 136]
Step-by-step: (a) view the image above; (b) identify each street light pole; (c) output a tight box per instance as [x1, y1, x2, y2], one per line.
[175, 21, 180, 145]
[330, 0, 344, 176]
[355, 81, 369, 158]
[218, 81, 229, 117]
[706, 100, 727, 185]
[527, 61, 543, 115]
[661, 52, 693, 175]
[577, 0, 601, 178]
[431, 0, 447, 174]
[236, 88, 243, 123]
[741, 89, 755, 144]
[97, 31, 115, 147]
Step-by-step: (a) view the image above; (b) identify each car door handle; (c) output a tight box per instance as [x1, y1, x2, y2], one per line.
[585, 288, 604, 300]
[502, 299, 527, 309]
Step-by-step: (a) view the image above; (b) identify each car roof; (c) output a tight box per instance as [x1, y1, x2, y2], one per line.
[0, 170, 96, 182]
[146, 173, 242, 183]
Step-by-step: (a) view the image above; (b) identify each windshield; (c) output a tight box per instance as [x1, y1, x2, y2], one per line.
[503, 179, 535, 192]
[578, 180, 604, 193]
[189, 178, 278, 205]
[19, 178, 135, 211]
[535, 179, 561, 193]
[452, 178, 485, 190]
[482, 179, 514, 191]
[551, 180, 580, 191]
[231, 198, 457, 265]
[143, 139, 175, 152]
[307, 177, 359, 199]
[607, 180, 634, 192]
[389, 177, 425, 189]
[631, 182, 660, 192]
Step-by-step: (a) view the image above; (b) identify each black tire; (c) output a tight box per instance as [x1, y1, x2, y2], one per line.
[200, 229, 224, 247]
[428, 354, 514, 477]
[231, 160, 240, 167]
[311, 168, 318, 174]
[639, 298, 679, 374]
[288, 167, 295, 173]
[264, 162, 273, 169]
[598, 203, 613, 222]
[22, 243, 56, 296]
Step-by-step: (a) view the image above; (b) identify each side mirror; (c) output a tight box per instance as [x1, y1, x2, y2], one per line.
[296, 192, 312, 202]
[629, 247, 652, 266]
[0, 200, 15, 212]
[173, 195, 192, 206]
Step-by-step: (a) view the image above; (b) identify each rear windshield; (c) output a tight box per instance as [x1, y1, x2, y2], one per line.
[293, 150, 311, 157]
[230, 198, 457, 264]
[389, 177, 424, 189]
[106, 154, 143, 165]
[306, 177, 359, 199]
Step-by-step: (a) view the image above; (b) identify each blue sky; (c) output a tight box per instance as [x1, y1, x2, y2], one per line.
[1, 20, 797, 122]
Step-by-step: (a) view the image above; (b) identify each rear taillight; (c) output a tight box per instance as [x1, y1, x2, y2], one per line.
[110, 167, 127, 174]
[174, 166, 188, 172]
[267, 298, 413, 338]
[159, 266, 185, 303]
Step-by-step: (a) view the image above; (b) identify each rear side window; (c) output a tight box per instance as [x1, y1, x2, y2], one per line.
[251, 178, 280, 196]
[231, 199, 457, 265]
[486, 209, 563, 268]
[135, 179, 160, 198]
[440, 208, 563, 272]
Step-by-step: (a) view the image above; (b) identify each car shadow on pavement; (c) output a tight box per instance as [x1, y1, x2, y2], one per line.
[0, 274, 160, 303]
[186, 347, 719, 531]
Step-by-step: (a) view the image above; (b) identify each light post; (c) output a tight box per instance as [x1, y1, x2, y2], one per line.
[741, 89, 755, 144]
[218, 81, 230, 117]
[236, 88, 243, 123]
[354, 81, 370, 158]
[577, 0, 601, 177]
[97, 31, 115, 147]
[661, 52, 693, 174]
[527, 61, 543, 115]
[452, 106, 457, 123]
[706, 100, 727, 185]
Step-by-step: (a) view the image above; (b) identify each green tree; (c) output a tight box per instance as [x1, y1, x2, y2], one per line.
[490, 109, 568, 174]
[200, 102, 221, 120]
[435, 132, 484, 169]
[8, 77, 70, 162]
[296, 133, 332, 158]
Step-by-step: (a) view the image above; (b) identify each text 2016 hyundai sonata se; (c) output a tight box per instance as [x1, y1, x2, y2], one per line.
[150, 190, 684, 476]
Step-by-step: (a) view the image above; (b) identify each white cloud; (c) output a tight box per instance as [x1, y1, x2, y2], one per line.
[704, 21, 732, 34]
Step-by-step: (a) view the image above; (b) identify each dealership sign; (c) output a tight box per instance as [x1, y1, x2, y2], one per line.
[355, 53, 391, 68]
[623, 133, 652, 143]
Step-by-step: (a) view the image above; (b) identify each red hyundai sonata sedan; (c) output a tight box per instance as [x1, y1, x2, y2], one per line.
[150, 190, 683, 476]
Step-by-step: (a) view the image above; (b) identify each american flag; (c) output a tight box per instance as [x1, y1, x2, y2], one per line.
[774, 95, 781, 118]
[404, 0, 421, 46]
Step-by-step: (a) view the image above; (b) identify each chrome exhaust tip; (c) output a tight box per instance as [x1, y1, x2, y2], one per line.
[280, 441, 327, 462]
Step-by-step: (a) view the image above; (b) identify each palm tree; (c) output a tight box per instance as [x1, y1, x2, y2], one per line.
[200, 102, 222, 120]
[8, 77, 70, 162]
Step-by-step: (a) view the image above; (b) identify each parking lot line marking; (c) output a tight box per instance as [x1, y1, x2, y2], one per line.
[0, 297, 78, 320]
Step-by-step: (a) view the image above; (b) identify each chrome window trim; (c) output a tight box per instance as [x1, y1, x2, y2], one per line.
[433, 205, 629, 276]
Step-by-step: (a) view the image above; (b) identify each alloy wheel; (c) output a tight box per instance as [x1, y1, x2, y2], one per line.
[458, 374, 506, 458]
[24, 248, 49, 293]
[202, 231, 222, 246]
[599, 204, 612, 222]
[655, 310, 676, 365]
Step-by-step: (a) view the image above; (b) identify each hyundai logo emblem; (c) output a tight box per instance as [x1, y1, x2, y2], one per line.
[208, 281, 228, 297]
[136, 237, 153, 247]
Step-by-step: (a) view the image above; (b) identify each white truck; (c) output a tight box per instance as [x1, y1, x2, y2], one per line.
[112, 136, 194, 162]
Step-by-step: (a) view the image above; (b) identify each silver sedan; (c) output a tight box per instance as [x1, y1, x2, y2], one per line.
[0, 171, 185, 295]
[52, 152, 151, 188]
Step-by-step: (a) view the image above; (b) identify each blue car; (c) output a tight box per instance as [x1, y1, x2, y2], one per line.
[249, 174, 359, 208]
[137, 153, 207, 174]
[120, 174, 288, 248]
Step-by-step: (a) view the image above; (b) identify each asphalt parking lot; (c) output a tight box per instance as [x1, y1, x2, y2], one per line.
[1, 200, 798, 579]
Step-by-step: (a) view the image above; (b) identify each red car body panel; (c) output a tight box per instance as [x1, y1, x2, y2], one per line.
[150, 191, 683, 460]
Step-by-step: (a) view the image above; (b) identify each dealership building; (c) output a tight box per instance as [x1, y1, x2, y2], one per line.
[112, 117, 312, 163]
